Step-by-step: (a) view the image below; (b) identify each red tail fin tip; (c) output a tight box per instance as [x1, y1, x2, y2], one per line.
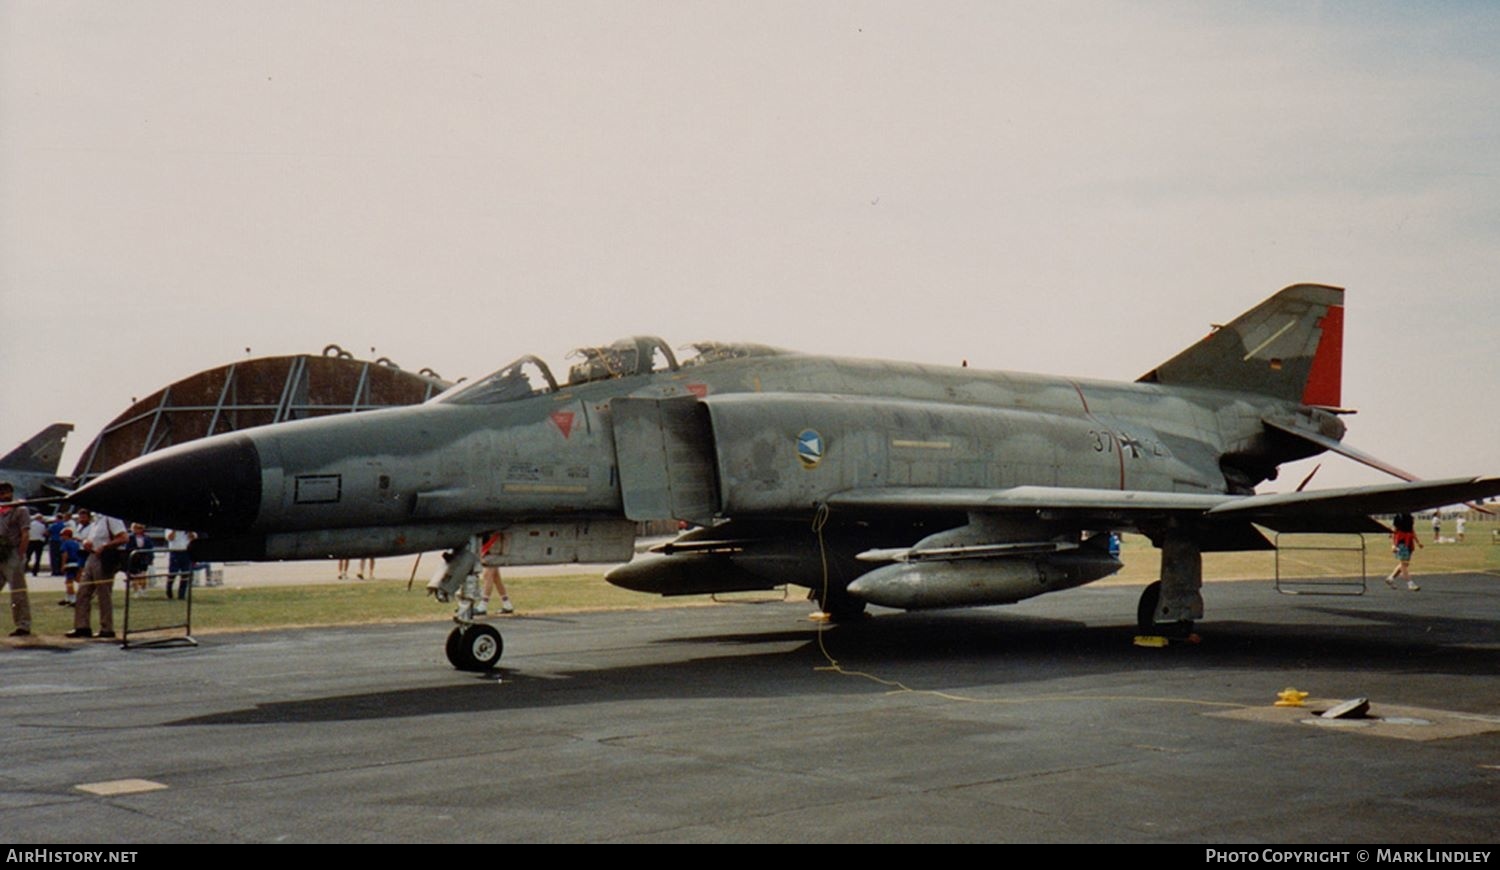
[1301, 305, 1343, 407]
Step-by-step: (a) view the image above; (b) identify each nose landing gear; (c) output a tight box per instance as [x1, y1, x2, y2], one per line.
[446, 622, 504, 671]
[433, 537, 505, 671]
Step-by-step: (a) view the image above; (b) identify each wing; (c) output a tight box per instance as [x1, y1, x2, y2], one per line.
[1204, 477, 1500, 531]
[829, 476, 1500, 539]
[609, 475, 1500, 608]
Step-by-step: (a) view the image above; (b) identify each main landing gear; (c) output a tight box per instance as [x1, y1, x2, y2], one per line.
[1136, 581, 1194, 638]
[429, 537, 506, 672]
[1136, 533, 1203, 641]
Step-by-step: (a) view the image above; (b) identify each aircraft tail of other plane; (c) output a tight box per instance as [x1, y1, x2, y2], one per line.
[0, 422, 73, 474]
[1138, 283, 1344, 408]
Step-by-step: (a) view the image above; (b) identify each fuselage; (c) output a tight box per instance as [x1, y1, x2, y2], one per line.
[71, 347, 1341, 562]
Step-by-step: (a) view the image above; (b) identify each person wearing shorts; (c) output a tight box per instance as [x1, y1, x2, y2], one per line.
[1385, 513, 1424, 592]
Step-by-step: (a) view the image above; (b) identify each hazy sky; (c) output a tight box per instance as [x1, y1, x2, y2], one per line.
[2, 1, 1496, 492]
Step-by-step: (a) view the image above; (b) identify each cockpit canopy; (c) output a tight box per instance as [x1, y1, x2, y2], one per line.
[565, 336, 678, 386]
[434, 338, 787, 406]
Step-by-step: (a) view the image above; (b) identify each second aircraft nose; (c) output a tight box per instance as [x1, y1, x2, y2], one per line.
[70, 434, 263, 533]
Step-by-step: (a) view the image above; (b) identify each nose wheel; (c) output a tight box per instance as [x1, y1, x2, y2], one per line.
[446, 623, 504, 671]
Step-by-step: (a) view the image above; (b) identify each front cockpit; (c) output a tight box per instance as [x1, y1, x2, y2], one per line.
[434, 355, 559, 406]
[434, 337, 788, 406]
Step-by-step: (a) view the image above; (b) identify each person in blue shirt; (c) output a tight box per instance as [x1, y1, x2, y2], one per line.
[47, 515, 69, 576]
[58, 528, 83, 606]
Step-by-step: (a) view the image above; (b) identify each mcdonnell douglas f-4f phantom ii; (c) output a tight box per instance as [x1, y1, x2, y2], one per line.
[70, 284, 1500, 670]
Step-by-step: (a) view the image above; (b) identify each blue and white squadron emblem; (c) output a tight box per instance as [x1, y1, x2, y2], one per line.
[795, 429, 824, 469]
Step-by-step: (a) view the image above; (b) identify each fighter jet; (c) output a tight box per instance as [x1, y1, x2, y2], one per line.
[70, 284, 1500, 670]
[1, 423, 74, 500]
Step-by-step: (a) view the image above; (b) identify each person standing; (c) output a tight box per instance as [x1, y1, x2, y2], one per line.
[1431, 511, 1442, 542]
[335, 557, 375, 580]
[164, 529, 195, 599]
[0, 482, 33, 637]
[1455, 514, 1467, 543]
[124, 523, 154, 597]
[47, 512, 69, 576]
[475, 531, 514, 615]
[68, 508, 126, 639]
[1385, 512, 1424, 592]
[58, 527, 82, 606]
[26, 514, 46, 576]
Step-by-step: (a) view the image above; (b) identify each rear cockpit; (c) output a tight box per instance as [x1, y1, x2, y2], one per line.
[434, 337, 788, 406]
[566, 336, 679, 386]
[678, 341, 786, 367]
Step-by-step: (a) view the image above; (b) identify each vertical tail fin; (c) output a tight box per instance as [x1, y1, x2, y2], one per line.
[1138, 284, 1345, 407]
[0, 423, 74, 473]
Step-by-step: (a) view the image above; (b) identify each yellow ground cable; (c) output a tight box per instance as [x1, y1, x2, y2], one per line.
[810, 503, 839, 670]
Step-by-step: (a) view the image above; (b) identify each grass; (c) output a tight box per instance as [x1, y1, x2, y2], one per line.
[1102, 521, 1500, 585]
[16, 571, 726, 638]
[13, 520, 1498, 638]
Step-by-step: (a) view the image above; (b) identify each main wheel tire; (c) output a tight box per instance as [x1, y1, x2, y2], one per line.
[1136, 580, 1193, 638]
[1136, 581, 1162, 632]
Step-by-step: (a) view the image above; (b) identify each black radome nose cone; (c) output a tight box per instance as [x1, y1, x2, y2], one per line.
[71, 435, 262, 533]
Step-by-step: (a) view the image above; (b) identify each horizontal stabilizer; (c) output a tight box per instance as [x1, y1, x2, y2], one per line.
[1262, 418, 1419, 482]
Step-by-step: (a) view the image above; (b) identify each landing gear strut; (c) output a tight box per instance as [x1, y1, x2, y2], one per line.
[1137, 533, 1203, 639]
[431, 536, 507, 671]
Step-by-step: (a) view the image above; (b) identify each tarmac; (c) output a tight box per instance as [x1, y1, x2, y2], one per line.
[1, 570, 1498, 843]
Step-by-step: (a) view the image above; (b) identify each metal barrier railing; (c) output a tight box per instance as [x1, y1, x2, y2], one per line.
[1273, 533, 1368, 596]
[121, 564, 204, 648]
